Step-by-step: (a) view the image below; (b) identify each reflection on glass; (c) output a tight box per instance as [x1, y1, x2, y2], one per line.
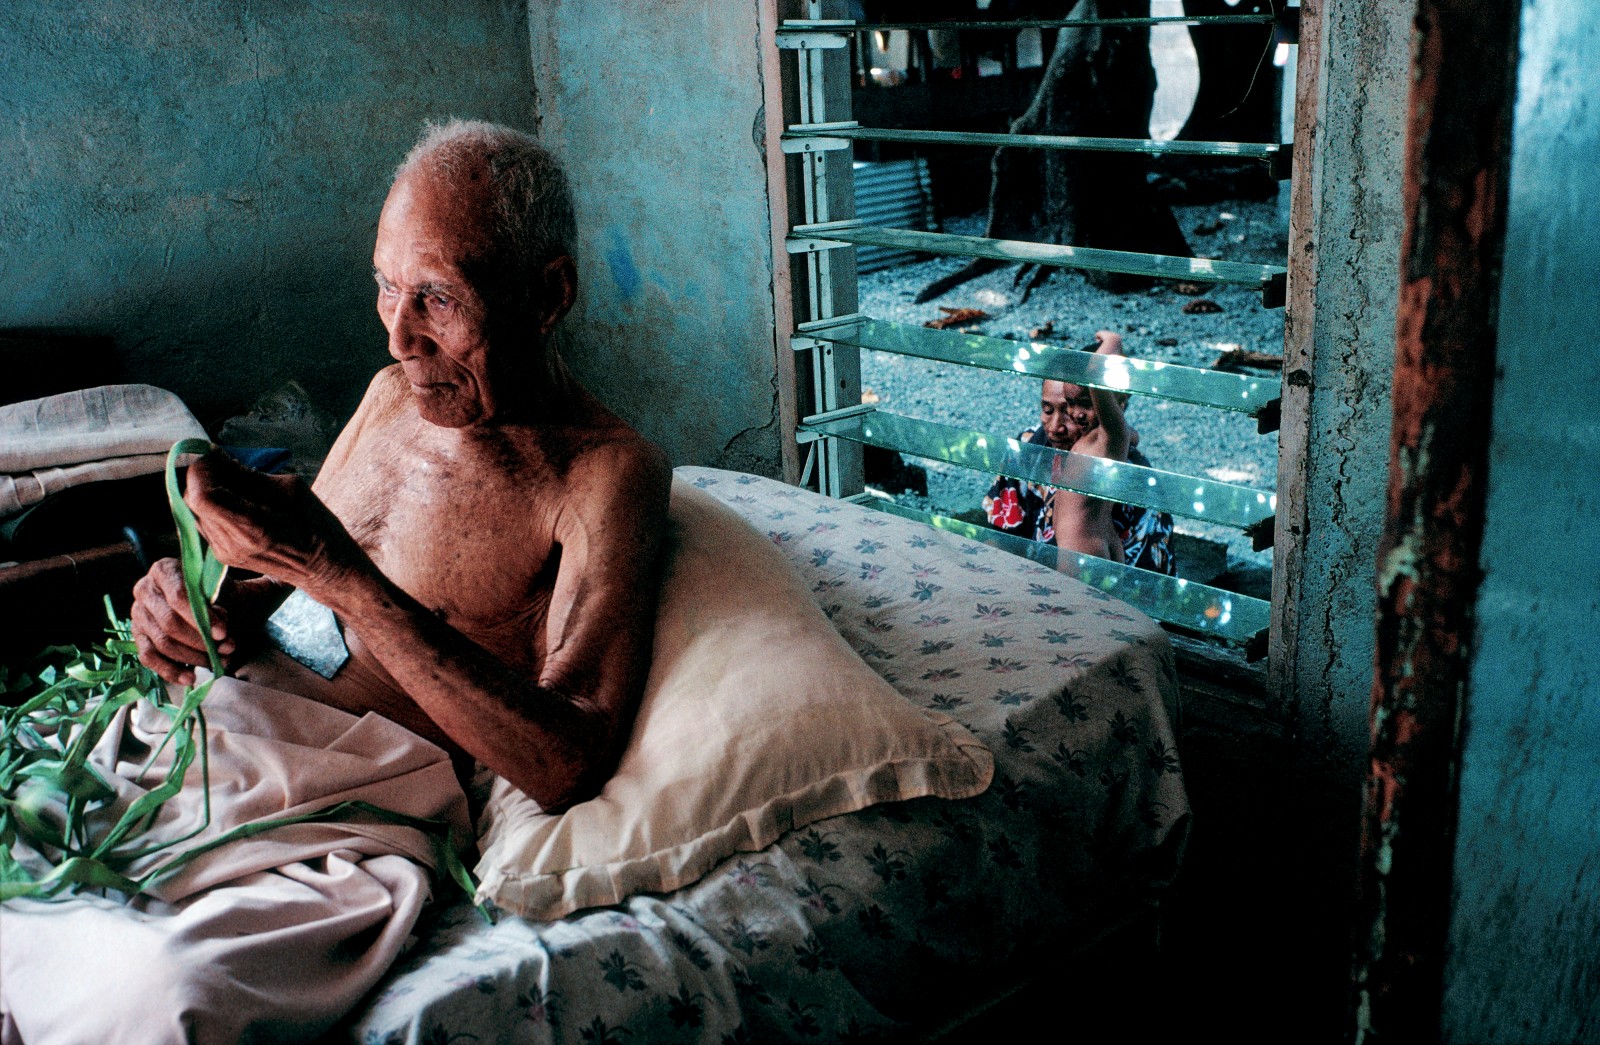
[803, 409, 1275, 531]
[865, 500, 1270, 648]
[782, 125, 1285, 166]
[804, 226, 1287, 290]
[807, 318, 1280, 418]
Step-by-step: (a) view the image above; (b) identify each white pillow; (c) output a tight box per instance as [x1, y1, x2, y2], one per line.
[474, 480, 994, 919]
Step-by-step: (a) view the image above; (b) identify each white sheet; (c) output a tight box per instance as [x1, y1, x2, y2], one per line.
[0, 675, 470, 1045]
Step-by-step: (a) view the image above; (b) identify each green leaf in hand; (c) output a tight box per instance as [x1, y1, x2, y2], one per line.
[163, 439, 227, 677]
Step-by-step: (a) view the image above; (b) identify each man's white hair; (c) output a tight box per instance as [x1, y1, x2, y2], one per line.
[396, 119, 577, 285]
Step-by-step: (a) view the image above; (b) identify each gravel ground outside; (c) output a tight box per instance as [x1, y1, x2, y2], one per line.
[853, 194, 1288, 573]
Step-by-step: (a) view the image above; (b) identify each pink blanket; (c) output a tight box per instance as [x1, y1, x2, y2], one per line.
[0, 675, 470, 1045]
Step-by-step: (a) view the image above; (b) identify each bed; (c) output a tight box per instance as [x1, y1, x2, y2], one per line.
[337, 466, 1189, 1044]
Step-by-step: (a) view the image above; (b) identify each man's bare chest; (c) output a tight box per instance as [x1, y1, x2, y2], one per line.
[318, 432, 560, 632]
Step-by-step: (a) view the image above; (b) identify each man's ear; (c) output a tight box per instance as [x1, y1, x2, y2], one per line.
[537, 255, 578, 335]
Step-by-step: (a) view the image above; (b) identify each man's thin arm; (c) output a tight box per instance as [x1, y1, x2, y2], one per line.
[321, 576, 608, 807]
[220, 574, 295, 637]
[311, 446, 671, 810]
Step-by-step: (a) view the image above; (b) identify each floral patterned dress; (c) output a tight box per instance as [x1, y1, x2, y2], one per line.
[982, 429, 1178, 575]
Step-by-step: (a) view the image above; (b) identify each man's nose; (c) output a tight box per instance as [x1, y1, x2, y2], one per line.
[384, 296, 431, 361]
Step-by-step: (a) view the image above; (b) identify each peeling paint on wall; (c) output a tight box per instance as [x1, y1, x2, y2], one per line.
[1354, 0, 1523, 1039]
[1440, 0, 1600, 1039]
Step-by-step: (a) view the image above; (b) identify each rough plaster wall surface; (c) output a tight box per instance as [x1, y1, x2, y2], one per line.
[1292, 0, 1409, 760]
[1443, 3, 1600, 1039]
[0, 1, 536, 432]
[527, 1, 783, 474]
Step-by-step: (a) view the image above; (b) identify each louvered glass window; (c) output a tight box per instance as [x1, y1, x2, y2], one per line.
[778, 1, 1297, 660]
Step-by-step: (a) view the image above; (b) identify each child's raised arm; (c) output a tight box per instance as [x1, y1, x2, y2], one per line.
[1076, 330, 1132, 462]
[1051, 330, 1134, 563]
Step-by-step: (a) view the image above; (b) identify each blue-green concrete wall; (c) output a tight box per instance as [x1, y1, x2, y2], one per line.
[526, 1, 785, 474]
[1442, 2, 1600, 1039]
[0, 1, 537, 430]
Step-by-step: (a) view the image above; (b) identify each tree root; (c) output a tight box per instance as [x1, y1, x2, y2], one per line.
[913, 257, 1007, 304]
[1016, 264, 1055, 306]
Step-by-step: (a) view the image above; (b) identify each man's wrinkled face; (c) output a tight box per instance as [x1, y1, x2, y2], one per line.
[372, 171, 505, 429]
[1040, 379, 1096, 450]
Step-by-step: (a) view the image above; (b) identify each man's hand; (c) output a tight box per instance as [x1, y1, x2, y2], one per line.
[131, 558, 240, 686]
[132, 451, 361, 685]
[183, 451, 370, 598]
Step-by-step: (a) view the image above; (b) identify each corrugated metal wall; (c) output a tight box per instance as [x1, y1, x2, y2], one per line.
[851, 158, 935, 273]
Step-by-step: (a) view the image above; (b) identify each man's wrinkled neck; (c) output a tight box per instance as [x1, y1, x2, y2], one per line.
[495, 349, 581, 427]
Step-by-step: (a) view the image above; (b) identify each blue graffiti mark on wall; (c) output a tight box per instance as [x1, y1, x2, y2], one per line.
[605, 227, 641, 301]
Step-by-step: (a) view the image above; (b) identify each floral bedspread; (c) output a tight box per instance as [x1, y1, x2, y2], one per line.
[343, 467, 1189, 1044]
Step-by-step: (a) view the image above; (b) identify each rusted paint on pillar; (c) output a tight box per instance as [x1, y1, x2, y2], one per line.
[1352, 2, 1522, 1041]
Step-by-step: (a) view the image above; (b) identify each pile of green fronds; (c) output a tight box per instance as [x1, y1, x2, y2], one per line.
[0, 439, 482, 914]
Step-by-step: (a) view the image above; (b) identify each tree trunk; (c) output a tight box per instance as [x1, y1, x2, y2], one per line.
[1177, 0, 1280, 144]
[916, 0, 1191, 303]
[1141, 0, 1280, 202]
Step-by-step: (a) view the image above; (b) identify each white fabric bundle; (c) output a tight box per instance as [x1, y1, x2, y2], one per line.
[0, 384, 207, 516]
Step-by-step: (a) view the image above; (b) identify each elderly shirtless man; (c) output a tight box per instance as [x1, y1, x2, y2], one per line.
[137, 122, 670, 810]
[0, 121, 669, 1045]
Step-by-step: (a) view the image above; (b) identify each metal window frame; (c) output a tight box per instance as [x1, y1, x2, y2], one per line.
[766, 0, 1305, 674]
